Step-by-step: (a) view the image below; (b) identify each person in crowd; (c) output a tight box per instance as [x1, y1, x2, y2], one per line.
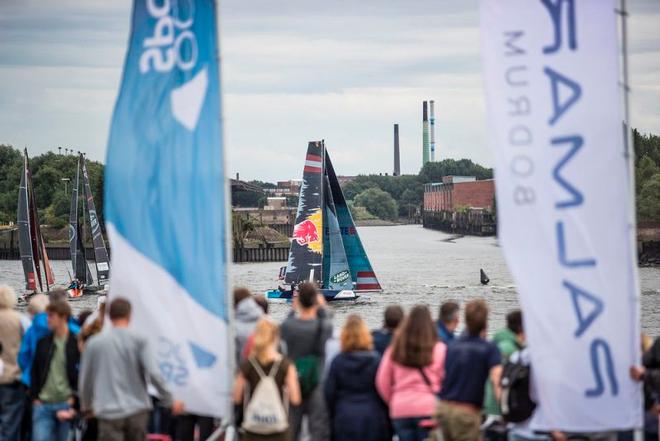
[241, 294, 271, 360]
[26, 293, 49, 319]
[631, 335, 660, 441]
[484, 309, 525, 417]
[376, 305, 446, 441]
[77, 311, 108, 441]
[437, 301, 460, 344]
[254, 294, 269, 314]
[30, 300, 80, 441]
[79, 297, 183, 441]
[0, 285, 25, 441]
[280, 282, 333, 441]
[372, 305, 404, 356]
[19, 288, 79, 388]
[77, 309, 94, 328]
[437, 299, 502, 441]
[325, 314, 391, 441]
[235, 287, 265, 364]
[233, 317, 301, 441]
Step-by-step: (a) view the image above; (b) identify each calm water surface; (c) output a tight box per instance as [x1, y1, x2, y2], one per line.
[1, 225, 658, 336]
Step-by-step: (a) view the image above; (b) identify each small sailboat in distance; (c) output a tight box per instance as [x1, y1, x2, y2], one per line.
[266, 141, 382, 301]
[480, 268, 490, 285]
[67, 153, 110, 298]
[18, 149, 55, 294]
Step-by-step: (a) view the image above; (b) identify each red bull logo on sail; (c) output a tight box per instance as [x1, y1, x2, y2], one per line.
[293, 220, 319, 245]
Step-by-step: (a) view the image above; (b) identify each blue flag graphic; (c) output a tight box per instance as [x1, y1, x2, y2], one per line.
[104, 0, 229, 417]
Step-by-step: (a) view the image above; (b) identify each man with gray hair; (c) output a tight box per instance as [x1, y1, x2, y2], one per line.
[0, 285, 25, 441]
[437, 300, 460, 344]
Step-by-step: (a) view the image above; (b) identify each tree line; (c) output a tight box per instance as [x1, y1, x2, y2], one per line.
[0, 145, 104, 228]
[0, 131, 658, 228]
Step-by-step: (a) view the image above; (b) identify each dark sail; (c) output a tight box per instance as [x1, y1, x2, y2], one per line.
[69, 155, 93, 283]
[322, 174, 353, 291]
[285, 141, 325, 285]
[18, 153, 38, 291]
[81, 155, 110, 285]
[325, 151, 382, 291]
[27, 153, 55, 289]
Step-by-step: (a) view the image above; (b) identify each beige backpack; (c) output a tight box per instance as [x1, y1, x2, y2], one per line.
[242, 357, 289, 435]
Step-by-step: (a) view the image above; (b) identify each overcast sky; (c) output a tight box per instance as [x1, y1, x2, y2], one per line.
[1, 0, 659, 182]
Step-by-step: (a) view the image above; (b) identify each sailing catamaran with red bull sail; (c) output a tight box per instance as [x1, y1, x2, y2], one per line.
[266, 141, 382, 301]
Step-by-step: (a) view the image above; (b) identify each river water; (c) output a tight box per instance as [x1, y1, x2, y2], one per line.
[1, 225, 659, 337]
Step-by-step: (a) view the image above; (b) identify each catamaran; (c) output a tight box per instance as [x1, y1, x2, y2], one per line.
[67, 153, 110, 297]
[266, 141, 382, 301]
[18, 149, 55, 295]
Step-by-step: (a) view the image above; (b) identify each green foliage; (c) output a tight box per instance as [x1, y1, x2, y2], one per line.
[0, 146, 105, 227]
[342, 158, 490, 218]
[638, 174, 660, 221]
[634, 130, 660, 221]
[232, 191, 266, 208]
[418, 158, 493, 183]
[354, 188, 398, 221]
[346, 201, 377, 221]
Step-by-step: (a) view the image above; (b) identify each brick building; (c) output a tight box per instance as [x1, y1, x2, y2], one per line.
[423, 176, 496, 236]
[424, 176, 495, 212]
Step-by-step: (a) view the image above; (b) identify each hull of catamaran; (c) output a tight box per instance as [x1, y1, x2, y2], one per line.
[265, 288, 358, 302]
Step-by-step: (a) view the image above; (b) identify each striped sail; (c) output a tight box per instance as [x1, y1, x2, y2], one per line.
[285, 141, 325, 284]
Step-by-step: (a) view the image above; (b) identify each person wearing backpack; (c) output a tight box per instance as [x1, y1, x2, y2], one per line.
[483, 310, 526, 439]
[280, 282, 333, 441]
[324, 314, 391, 441]
[234, 318, 301, 441]
[376, 305, 446, 441]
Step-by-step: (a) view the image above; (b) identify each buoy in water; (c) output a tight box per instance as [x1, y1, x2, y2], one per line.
[480, 268, 490, 285]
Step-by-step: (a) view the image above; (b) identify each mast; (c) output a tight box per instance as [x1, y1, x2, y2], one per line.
[81, 154, 110, 285]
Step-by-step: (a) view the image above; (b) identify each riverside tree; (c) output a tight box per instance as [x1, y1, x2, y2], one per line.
[354, 188, 398, 221]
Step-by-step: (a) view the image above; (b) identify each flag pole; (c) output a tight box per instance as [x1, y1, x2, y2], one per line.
[617, 0, 643, 434]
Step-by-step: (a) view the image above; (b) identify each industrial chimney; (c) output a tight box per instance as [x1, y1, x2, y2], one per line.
[430, 100, 436, 162]
[422, 101, 430, 166]
[393, 124, 401, 176]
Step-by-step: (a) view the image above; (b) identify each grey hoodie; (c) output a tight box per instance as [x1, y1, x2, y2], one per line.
[234, 297, 263, 363]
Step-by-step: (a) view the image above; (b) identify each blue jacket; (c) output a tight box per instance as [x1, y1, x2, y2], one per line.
[437, 322, 455, 344]
[371, 329, 394, 356]
[18, 313, 80, 386]
[324, 351, 391, 441]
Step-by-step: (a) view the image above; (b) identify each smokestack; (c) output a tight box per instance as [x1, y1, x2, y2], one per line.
[393, 124, 401, 177]
[430, 100, 436, 162]
[422, 101, 430, 166]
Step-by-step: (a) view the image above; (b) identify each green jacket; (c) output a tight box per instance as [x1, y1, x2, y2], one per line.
[483, 328, 522, 415]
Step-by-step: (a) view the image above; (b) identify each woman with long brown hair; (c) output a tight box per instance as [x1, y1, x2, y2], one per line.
[324, 314, 391, 441]
[233, 318, 301, 441]
[376, 305, 446, 441]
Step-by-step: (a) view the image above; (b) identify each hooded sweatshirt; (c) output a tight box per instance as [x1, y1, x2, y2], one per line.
[18, 312, 80, 386]
[234, 297, 263, 363]
[325, 351, 391, 441]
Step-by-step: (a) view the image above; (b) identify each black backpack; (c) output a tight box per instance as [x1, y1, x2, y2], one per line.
[500, 353, 536, 423]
